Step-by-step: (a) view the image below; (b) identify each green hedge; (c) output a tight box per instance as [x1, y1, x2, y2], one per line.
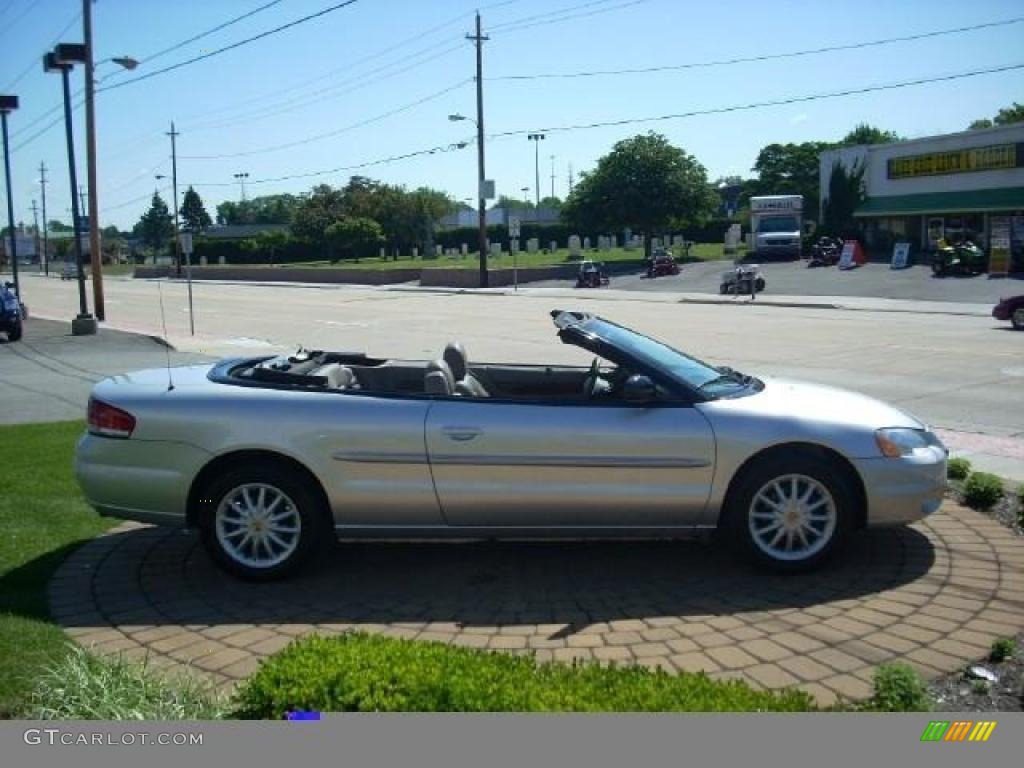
[192, 237, 325, 265]
[232, 633, 815, 716]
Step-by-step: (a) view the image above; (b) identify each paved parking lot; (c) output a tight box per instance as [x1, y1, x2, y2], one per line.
[51, 502, 1024, 705]
[534, 260, 1024, 303]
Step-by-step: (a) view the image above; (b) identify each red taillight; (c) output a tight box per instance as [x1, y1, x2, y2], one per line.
[87, 397, 136, 438]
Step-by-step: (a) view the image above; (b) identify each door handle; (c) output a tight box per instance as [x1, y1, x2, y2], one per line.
[442, 426, 481, 442]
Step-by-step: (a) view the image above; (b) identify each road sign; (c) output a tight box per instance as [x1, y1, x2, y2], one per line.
[509, 217, 521, 238]
[179, 232, 193, 255]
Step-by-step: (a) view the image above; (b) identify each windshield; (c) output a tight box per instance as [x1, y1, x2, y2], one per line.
[577, 318, 738, 392]
[758, 216, 799, 233]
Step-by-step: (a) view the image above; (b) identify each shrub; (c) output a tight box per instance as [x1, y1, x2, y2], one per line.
[26, 645, 225, 720]
[989, 637, 1017, 663]
[946, 457, 971, 481]
[867, 664, 930, 712]
[963, 472, 1004, 510]
[232, 633, 815, 717]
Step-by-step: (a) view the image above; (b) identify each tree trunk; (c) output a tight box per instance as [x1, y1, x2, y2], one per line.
[643, 231, 652, 261]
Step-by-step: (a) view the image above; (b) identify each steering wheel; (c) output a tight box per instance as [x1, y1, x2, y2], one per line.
[583, 357, 602, 399]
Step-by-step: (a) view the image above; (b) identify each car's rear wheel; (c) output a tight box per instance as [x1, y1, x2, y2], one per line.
[198, 463, 328, 581]
[723, 454, 852, 571]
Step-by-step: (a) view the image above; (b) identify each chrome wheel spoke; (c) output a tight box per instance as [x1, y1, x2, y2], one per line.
[748, 473, 837, 562]
[215, 483, 302, 570]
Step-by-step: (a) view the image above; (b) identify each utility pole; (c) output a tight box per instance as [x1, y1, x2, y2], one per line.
[39, 162, 48, 275]
[527, 133, 545, 210]
[467, 12, 489, 288]
[167, 121, 181, 278]
[78, 184, 87, 215]
[568, 163, 575, 194]
[549, 155, 556, 200]
[83, 0, 105, 320]
[30, 199, 40, 269]
[0, 95, 20, 300]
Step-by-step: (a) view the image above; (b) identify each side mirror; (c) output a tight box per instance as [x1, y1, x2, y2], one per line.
[623, 374, 657, 403]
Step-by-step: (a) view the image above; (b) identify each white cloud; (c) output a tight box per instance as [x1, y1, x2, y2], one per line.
[790, 113, 809, 125]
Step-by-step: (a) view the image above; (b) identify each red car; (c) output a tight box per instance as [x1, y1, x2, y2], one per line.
[992, 294, 1024, 330]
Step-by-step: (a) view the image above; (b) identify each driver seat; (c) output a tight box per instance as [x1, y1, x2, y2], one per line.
[443, 342, 490, 397]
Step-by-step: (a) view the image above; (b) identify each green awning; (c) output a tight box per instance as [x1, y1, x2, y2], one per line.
[854, 187, 1024, 217]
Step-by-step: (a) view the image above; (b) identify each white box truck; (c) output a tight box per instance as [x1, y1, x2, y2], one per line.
[749, 195, 803, 259]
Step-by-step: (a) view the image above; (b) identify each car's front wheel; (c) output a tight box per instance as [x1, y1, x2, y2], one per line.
[724, 454, 852, 571]
[198, 463, 329, 581]
[1012, 308, 1024, 330]
[7, 320, 22, 341]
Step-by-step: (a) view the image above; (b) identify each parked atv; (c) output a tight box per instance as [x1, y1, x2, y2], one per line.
[807, 236, 842, 267]
[932, 238, 986, 277]
[720, 264, 766, 295]
[0, 281, 24, 342]
[646, 249, 681, 278]
[575, 260, 610, 288]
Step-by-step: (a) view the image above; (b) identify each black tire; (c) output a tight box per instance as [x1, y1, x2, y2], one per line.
[755, 278, 766, 292]
[7, 321, 22, 342]
[721, 452, 853, 572]
[1012, 308, 1024, 331]
[197, 462, 331, 581]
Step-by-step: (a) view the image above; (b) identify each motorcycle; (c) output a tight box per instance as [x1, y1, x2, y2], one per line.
[932, 239, 986, 277]
[0, 281, 24, 342]
[807, 236, 842, 267]
[575, 261, 610, 288]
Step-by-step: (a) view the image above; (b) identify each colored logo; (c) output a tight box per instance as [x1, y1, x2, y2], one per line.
[920, 721, 996, 743]
[286, 710, 321, 721]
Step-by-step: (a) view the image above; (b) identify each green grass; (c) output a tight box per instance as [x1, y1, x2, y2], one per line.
[0, 421, 112, 717]
[137, 243, 741, 274]
[26, 645, 225, 720]
[233, 633, 815, 716]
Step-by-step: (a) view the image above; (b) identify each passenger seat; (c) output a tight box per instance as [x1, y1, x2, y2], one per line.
[424, 359, 455, 395]
[443, 341, 489, 397]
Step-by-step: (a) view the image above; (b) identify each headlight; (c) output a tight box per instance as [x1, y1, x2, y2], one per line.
[875, 428, 944, 458]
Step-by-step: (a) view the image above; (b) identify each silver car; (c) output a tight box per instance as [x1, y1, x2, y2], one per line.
[76, 310, 947, 580]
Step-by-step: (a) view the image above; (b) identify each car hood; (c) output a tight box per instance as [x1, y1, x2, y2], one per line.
[703, 376, 924, 431]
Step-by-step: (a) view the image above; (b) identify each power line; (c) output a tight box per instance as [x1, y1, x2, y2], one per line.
[489, 0, 626, 32]
[101, 185, 172, 215]
[490, 0, 652, 35]
[489, 62, 1024, 138]
[186, 138, 474, 188]
[490, 16, 1024, 80]
[139, 0, 285, 65]
[181, 79, 473, 159]
[2, 10, 81, 92]
[97, 0, 362, 94]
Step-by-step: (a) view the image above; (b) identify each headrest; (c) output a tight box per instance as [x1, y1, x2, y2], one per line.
[424, 371, 452, 395]
[425, 358, 455, 389]
[443, 341, 468, 380]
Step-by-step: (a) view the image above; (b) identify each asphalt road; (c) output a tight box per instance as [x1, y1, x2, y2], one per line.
[534, 260, 1024, 303]
[5, 271, 1024, 479]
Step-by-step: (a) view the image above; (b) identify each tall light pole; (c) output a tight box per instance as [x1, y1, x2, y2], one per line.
[45, 44, 95, 335]
[465, 11, 489, 288]
[233, 172, 249, 200]
[0, 95, 20, 300]
[30, 199, 40, 270]
[521, 186, 530, 205]
[166, 122, 181, 277]
[82, 0, 139, 322]
[38, 162, 48, 275]
[549, 154, 556, 200]
[527, 133, 545, 212]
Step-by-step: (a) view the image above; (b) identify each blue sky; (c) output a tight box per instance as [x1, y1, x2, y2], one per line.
[1, 0, 1022, 230]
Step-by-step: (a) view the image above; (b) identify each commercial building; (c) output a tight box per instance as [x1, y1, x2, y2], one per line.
[819, 123, 1024, 268]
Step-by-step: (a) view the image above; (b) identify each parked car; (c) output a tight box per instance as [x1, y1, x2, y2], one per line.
[992, 294, 1024, 330]
[0, 281, 23, 341]
[76, 310, 947, 580]
[646, 250, 680, 278]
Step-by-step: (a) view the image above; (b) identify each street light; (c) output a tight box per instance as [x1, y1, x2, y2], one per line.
[527, 133, 545, 214]
[520, 186, 530, 205]
[0, 95, 21, 302]
[448, 112, 490, 287]
[233, 172, 249, 201]
[45, 44, 96, 336]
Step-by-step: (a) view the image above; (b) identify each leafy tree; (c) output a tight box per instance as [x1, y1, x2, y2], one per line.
[134, 193, 174, 262]
[841, 123, 902, 146]
[324, 217, 384, 263]
[48, 219, 72, 232]
[561, 132, 716, 257]
[241, 230, 290, 264]
[747, 141, 835, 222]
[215, 194, 301, 225]
[821, 161, 866, 238]
[180, 186, 212, 233]
[101, 224, 121, 239]
[968, 102, 1024, 130]
[493, 195, 534, 212]
[538, 195, 562, 209]
[291, 184, 346, 244]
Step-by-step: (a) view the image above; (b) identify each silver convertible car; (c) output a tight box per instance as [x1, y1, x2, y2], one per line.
[76, 310, 947, 579]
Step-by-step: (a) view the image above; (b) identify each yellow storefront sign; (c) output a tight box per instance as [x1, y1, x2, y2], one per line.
[888, 143, 1019, 179]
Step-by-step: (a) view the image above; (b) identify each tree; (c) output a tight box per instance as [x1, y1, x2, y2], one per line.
[180, 186, 212, 233]
[841, 123, 902, 146]
[821, 161, 865, 239]
[241, 230, 290, 264]
[324, 217, 384, 263]
[48, 219, 72, 232]
[493, 194, 533, 212]
[538, 195, 562, 209]
[291, 184, 346, 244]
[215, 193, 300, 225]
[968, 102, 1024, 130]
[562, 133, 716, 257]
[747, 141, 835, 222]
[134, 193, 174, 262]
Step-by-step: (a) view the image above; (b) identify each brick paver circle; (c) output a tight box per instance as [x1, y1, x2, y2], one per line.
[49, 502, 1024, 706]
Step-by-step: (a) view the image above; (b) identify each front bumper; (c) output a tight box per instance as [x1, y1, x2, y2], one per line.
[75, 432, 211, 525]
[852, 446, 947, 526]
